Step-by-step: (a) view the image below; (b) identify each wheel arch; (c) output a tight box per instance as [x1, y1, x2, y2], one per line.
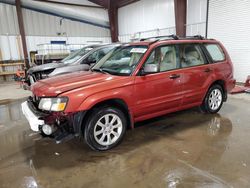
[81, 98, 134, 133]
[205, 79, 227, 102]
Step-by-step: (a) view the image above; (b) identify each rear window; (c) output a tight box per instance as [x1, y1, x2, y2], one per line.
[205, 44, 225, 62]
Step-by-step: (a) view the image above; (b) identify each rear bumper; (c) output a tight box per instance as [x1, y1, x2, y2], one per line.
[226, 78, 236, 92]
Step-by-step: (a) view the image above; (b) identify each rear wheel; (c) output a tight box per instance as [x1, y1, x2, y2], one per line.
[84, 106, 127, 151]
[200, 84, 224, 113]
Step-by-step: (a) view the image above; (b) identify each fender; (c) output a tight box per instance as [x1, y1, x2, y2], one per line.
[77, 87, 134, 112]
[77, 88, 135, 128]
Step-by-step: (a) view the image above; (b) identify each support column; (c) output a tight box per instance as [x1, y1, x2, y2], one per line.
[108, 0, 119, 42]
[174, 0, 187, 37]
[15, 0, 29, 68]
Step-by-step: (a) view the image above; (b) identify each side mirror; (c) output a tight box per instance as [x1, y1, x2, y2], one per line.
[141, 64, 158, 75]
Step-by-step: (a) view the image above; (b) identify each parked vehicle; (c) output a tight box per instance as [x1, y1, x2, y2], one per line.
[25, 44, 119, 86]
[34, 43, 86, 65]
[21, 35, 235, 151]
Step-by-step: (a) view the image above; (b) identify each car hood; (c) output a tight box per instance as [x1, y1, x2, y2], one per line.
[31, 71, 127, 97]
[27, 62, 64, 74]
[48, 64, 90, 77]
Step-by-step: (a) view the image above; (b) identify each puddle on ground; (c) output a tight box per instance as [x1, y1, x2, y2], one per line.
[0, 97, 250, 187]
[0, 98, 39, 161]
[0, 98, 26, 123]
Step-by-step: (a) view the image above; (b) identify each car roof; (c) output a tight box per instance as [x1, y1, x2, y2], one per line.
[89, 43, 121, 51]
[127, 35, 218, 47]
[85, 44, 104, 48]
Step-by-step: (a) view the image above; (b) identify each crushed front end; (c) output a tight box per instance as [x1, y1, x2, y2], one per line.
[24, 68, 55, 87]
[21, 96, 85, 143]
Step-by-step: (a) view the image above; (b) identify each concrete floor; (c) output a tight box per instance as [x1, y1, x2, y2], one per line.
[0, 83, 250, 188]
[0, 82, 31, 100]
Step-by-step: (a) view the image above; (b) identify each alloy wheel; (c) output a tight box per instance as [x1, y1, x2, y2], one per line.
[93, 113, 123, 146]
[208, 89, 222, 110]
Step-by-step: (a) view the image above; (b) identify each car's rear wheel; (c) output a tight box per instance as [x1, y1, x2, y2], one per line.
[200, 84, 224, 113]
[84, 106, 127, 151]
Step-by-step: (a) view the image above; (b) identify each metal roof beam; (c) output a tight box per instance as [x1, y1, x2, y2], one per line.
[116, 0, 139, 8]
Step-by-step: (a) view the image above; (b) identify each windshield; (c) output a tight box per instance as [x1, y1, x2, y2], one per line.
[92, 45, 148, 76]
[61, 46, 94, 64]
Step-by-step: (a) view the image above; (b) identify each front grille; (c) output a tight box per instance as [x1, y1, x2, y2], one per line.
[31, 95, 40, 108]
[29, 75, 36, 85]
[33, 69, 55, 80]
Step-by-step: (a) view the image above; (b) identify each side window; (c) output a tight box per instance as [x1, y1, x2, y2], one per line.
[81, 51, 97, 64]
[182, 45, 206, 68]
[205, 44, 225, 62]
[144, 45, 178, 72]
[160, 46, 178, 72]
[96, 47, 114, 62]
[96, 49, 106, 62]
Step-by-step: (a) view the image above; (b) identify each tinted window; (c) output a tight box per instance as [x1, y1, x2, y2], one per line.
[205, 44, 225, 62]
[144, 45, 178, 72]
[97, 47, 115, 61]
[82, 46, 115, 64]
[182, 45, 205, 68]
[62, 46, 93, 64]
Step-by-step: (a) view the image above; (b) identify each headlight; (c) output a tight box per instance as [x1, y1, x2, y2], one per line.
[38, 97, 68, 112]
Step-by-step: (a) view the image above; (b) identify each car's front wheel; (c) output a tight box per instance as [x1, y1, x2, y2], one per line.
[84, 106, 127, 151]
[200, 84, 224, 113]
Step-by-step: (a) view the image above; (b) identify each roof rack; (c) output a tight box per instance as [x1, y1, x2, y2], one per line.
[179, 35, 205, 40]
[193, 35, 205, 39]
[140, 34, 179, 41]
[140, 34, 207, 41]
[139, 34, 208, 46]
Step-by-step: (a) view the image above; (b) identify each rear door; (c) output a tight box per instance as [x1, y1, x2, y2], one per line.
[180, 43, 213, 106]
[133, 45, 183, 120]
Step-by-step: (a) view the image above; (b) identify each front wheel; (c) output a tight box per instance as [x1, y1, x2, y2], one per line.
[200, 84, 224, 113]
[84, 106, 127, 151]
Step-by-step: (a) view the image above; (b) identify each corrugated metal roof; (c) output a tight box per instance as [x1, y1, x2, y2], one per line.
[0, 3, 110, 37]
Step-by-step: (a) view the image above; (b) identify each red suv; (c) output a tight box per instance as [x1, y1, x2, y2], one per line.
[21, 35, 235, 151]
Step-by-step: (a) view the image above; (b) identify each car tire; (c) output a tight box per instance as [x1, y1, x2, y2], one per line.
[84, 106, 127, 151]
[200, 84, 224, 114]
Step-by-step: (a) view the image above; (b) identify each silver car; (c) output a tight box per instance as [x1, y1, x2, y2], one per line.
[26, 44, 120, 86]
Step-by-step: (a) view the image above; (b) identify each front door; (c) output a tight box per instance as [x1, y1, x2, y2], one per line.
[133, 45, 183, 121]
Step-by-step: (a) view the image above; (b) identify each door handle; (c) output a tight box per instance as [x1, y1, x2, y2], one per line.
[204, 68, 212, 73]
[169, 74, 180, 79]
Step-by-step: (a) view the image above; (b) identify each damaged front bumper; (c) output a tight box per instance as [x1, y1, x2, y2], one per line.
[21, 98, 86, 143]
[21, 101, 45, 131]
